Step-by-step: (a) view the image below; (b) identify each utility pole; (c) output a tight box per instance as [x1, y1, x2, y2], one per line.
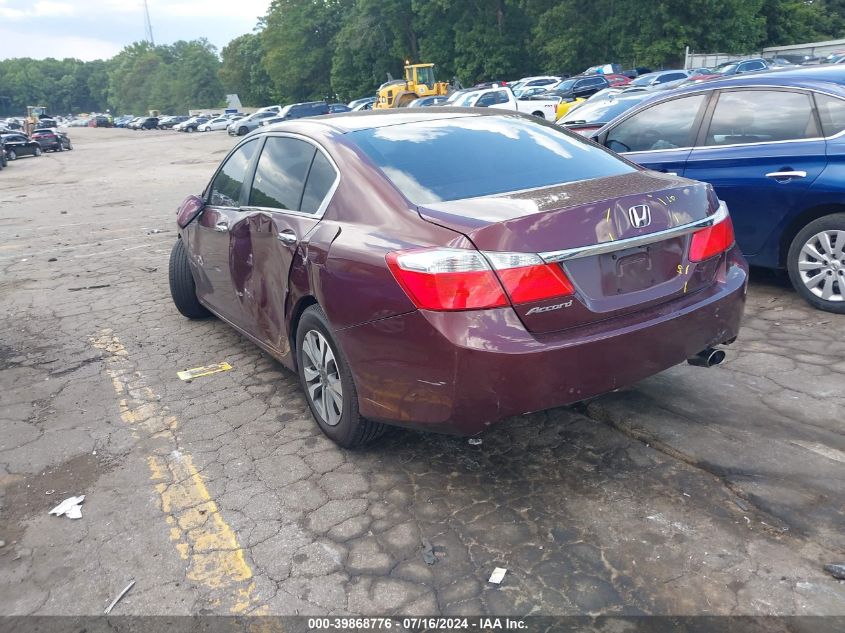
[143, 0, 155, 46]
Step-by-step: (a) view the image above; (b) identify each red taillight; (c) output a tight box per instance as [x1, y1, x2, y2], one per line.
[386, 249, 507, 311]
[386, 248, 574, 311]
[689, 214, 735, 262]
[484, 252, 574, 304]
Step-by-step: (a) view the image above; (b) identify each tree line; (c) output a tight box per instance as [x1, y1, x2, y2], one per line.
[1, 0, 844, 116]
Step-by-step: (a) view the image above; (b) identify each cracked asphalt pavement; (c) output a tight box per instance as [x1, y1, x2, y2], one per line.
[1, 128, 844, 616]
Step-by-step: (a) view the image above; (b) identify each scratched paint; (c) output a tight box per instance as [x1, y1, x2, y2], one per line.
[92, 330, 263, 614]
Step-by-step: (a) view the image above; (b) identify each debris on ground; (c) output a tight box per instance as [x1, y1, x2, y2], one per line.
[47, 258, 57, 262]
[177, 362, 233, 381]
[68, 285, 111, 292]
[48, 495, 85, 519]
[0, 540, 5, 548]
[104, 579, 136, 614]
[139, 266, 157, 273]
[421, 539, 437, 565]
[824, 563, 845, 580]
[146, 228, 162, 235]
[468, 438, 482, 446]
[488, 567, 507, 584]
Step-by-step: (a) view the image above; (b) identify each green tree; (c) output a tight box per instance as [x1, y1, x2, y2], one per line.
[262, 0, 347, 103]
[220, 33, 274, 106]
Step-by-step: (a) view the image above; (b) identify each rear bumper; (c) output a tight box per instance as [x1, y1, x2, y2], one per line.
[337, 247, 748, 436]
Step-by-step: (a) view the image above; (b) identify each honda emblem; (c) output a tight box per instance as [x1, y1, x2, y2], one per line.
[628, 204, 652, 228]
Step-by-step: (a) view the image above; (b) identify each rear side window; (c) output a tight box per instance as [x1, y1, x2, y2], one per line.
[704, 90, 817, 146]
[814, 93, 845, 137]
[657, 72, 687, 83]
[350, 116, 633, 204]
[300, 151, 338, 214]
[606, 94, 706, 153]
[209, 139, 258, 207]
[248, 136, 316, 210]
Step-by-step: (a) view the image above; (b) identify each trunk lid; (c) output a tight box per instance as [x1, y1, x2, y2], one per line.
[418, 171, 722, 333]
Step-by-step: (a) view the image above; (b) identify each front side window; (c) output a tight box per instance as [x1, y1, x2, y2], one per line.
[208, 139, 258, 207]
[657, 73, 687, 83]
[606, 94, 706, 153]
[248, 136, 316, 211]
[704, 90, 817, 146]
[814, 93, 845, 137]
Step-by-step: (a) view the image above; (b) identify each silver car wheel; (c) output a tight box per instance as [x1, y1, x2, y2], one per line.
[798, 230, 845, 302]
[301, 330, 343, 426]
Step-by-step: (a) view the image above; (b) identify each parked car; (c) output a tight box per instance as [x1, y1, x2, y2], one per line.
[132, 117, 159, 130]
[622, 69, 692, 92]
[407, 96, 449, 107]
[689, 58, 769, 82]
[452, 86, 559, 120]
[4, 118, 23, 130]
[328, 104, 352, 113]
[227, 110, 279, 136]
[1, 133, 42, 160]
[509, 75, 560, 93]
[31, 128, 72, 151]
[198, 116, 233, 132]
[347, 96, 375, 110]
[159, 115, 189, 129]
[177, 117, 209, 132]
[168, 110, 747, 446]
[591, 73, 845, 312]
[537, 75, 611, 101]
[603, 73, 633, 87]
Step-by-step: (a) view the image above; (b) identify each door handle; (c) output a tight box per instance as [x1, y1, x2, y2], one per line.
[213, 221, 229, 232]
[765, 170, 807, 180]
[277, 229, 297, 245]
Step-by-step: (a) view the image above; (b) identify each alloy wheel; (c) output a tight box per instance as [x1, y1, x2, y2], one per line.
[798, 230, 845, 302]
[301, 330, 343, 426]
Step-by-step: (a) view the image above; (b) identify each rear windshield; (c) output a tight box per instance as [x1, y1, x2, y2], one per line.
[349, 115, 634, 204]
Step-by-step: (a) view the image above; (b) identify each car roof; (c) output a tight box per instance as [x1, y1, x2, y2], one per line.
[257, 109, 509, 135]
[607, 71, 845, 118]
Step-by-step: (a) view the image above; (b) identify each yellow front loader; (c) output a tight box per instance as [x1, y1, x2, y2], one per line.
[374, 62, 450, 109]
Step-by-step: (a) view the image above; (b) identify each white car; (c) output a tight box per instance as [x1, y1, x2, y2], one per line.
[454, 86, 559, 121]
[509, 75, 560, 93]
[198, 117, 231, 132]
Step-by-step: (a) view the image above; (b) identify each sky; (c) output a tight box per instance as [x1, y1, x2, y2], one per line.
[0, 0, 271, 61]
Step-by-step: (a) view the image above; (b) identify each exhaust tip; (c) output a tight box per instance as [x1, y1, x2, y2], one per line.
[687, 347, 725, 368]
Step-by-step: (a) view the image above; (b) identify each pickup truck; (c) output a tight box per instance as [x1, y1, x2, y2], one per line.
[453, 86, 559, 121]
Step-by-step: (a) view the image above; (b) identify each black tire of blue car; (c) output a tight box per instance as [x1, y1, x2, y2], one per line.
[787, 213, 845, 314]
[34, 147, 41, 156]
[238, 126, 247, 136]
[8, 150, 17, 160]
[169, 239, 211, 319]
[296, 305, 386, 448]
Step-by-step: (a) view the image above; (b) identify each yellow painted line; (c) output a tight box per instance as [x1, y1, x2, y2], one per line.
[177, 362, 233, 381]
[92, 330, 264, 614]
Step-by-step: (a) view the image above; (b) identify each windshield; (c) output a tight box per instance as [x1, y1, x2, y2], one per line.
[553, 79, 576, 92]
[457, 92, 479, 107]
[415, 66, 436, 88]
[718, 64, 739, 74]
[349, 116, 633, 204]
[631, 74, 656, 86]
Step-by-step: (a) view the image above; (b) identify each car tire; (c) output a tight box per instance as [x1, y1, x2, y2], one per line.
[238, 126, 247, 136]
[787, 213, 845, 314]
[34, 147, 41, 156]
[296, 305, 386, 448]
[8, 150, 16, 160]
[187, 127, 194, 133]
[168, 239, 211, 319]
[67, 141, 73, 150]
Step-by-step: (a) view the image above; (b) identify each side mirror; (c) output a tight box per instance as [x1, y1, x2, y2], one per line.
[176, 194, 206, 228]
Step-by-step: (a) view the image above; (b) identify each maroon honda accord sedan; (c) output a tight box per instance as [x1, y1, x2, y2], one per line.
[169, 110, 747, 447]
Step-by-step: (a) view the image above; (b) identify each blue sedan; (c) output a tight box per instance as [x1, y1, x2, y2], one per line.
[592, 68, 845, 313]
